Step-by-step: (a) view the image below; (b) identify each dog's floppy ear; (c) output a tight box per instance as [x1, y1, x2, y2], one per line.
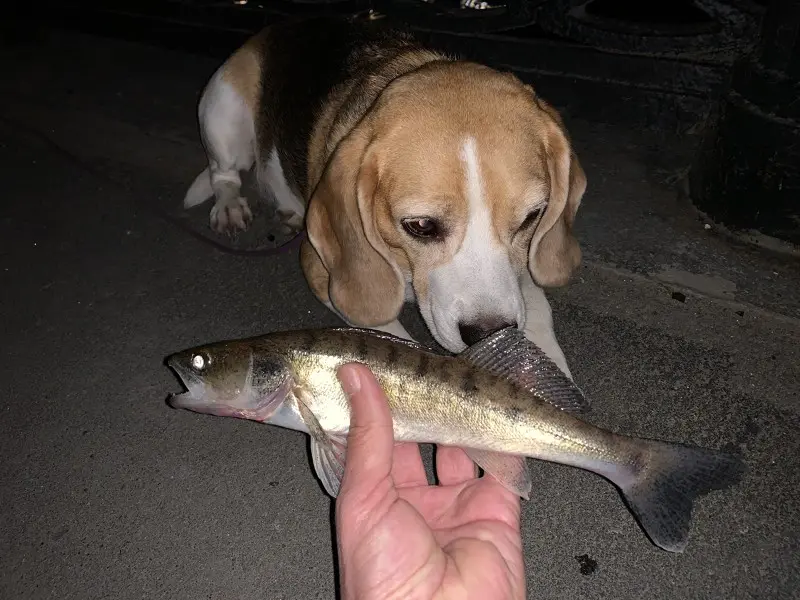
[305, 121, 405, 327]
[528, 101, 586, 288]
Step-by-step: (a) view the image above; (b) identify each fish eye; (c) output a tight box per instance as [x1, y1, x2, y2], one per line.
[191, 353, 208, 371]
[402, 217, 441, 239]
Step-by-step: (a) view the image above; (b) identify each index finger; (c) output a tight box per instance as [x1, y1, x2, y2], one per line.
[436, 445, 479, 486]
[391, 442, 428, 488]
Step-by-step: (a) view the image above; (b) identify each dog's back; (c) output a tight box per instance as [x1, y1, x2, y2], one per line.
[254, 16, 436, 198]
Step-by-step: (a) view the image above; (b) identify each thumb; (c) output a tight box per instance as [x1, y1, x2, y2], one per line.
[337, 363, 394, 490]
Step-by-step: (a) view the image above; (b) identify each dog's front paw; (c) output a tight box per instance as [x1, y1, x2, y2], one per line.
[210, 197, 253, 234]
[461, 0, 500, 8]
[276, 208, 305, 236]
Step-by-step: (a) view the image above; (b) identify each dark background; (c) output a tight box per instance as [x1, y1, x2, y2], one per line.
[10, 0, 798, 244]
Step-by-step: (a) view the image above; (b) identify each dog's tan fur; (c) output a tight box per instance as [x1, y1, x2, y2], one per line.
[219, 34, 263, 112]
[187, 18, 586, 374]
[292, 60, 585, 328]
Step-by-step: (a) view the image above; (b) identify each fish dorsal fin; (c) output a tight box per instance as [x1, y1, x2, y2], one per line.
[458, 327, 590, 413]
[329, 327, 439, 355]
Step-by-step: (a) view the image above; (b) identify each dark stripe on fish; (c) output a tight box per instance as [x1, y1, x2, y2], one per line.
[356, 335, 369, 361]
[387, 343, 399, 365]
[461, 371, 479, 395]
[300, 331, 317, 354]
[503, 402, 525, 423]
[416, 353, 431, 379]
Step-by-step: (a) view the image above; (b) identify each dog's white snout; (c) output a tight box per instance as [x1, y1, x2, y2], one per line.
[417, 135, 529, 354]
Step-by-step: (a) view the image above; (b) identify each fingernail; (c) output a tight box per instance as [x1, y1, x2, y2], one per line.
[337, 364, 362, 397]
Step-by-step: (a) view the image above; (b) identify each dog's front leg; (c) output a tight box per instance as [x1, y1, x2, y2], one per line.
[186, 73, 257, 234]
[367, 319, 414, 341]
[519, 275, 573, 379]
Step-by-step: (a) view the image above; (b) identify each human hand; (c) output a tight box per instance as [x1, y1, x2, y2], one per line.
[334, 363, 526, 600]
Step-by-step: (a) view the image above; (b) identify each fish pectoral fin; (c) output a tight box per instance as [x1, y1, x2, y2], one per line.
[310, 436, 347, 498]
[464, 448, 532, 500]
[457, 327, 591, 414]
[293, 384, 348, 498]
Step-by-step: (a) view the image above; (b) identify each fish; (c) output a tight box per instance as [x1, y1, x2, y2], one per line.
[165, 326, 745, 553]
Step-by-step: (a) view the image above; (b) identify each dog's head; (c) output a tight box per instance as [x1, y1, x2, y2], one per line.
[306, 62, 585, 352]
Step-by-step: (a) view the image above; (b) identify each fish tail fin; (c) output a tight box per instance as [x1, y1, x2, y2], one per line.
[614, 440, 746, 553]
[183, 167, 214, 208]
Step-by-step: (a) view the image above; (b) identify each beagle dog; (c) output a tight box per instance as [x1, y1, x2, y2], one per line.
[183, 16, 585, 377]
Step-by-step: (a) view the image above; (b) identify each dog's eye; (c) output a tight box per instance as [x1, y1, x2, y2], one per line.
[402, 217, 440, 239]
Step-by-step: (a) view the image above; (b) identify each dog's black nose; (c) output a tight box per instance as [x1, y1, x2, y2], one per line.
[458, 319, 516, 347]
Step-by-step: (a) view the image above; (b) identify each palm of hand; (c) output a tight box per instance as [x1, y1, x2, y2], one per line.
[336, 443, 525, 600]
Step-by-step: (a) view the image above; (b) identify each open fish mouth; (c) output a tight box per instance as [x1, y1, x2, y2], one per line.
[167, 376, 293, 422]
[165, 358, 208, 408]
[168, 390, 210, 410]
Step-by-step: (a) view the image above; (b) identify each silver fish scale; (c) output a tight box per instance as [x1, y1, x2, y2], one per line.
[460, 328, 591, 413]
